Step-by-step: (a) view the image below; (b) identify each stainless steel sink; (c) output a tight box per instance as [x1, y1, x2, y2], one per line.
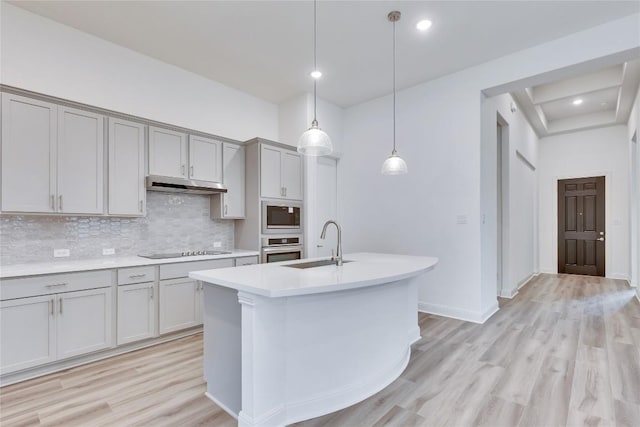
[284, 259, 352, 269]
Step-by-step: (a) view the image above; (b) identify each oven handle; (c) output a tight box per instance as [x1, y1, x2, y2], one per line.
[262, 245, 304, 253]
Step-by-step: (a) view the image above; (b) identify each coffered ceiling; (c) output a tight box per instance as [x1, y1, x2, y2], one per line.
[7, 1, 640, 107]
[511, 61, 640, 137]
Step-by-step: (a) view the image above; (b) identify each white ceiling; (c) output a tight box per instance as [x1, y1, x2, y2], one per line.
[511, 61, 640, 136]
[8, 1, 640, 107]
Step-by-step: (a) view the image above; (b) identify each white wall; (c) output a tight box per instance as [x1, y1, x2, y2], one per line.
[481, 94, 538, 301]
[340, 14, 639, 323]
[627, 85, 640, 296]
[538, 126, 630, 280]
[0, 3, 278, 141]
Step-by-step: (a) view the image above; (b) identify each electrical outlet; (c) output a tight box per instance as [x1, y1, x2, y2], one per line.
[103, 248, 115, 255]
[213, 241, 222, 248]
[54, 249, 70, 258]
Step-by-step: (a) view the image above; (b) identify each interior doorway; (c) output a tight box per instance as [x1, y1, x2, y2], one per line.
[557, 176, 606, 276]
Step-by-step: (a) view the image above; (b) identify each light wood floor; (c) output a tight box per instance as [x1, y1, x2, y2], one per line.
[1, 274, 639, 427]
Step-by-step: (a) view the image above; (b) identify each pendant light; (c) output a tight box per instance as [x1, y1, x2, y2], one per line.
[381, 11, 408, 175]
[298, 0, 333, 156]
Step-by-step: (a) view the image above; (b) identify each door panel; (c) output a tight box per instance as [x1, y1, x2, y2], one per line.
[189, 135, 222, 182]
[108, 118, 145, 216]
[148, 127, 187, 178]
[260, 145, 283, 199]
[57, 107, 104, 214]
[1, 94, 57, 213]
[558, 176, 605, 276]
[0, 295, 56, 374]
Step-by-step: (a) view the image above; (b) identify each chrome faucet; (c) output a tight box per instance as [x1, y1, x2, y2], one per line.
[320, 220, 342, 266]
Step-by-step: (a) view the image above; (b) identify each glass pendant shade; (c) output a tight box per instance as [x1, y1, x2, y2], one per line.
[297, 0, 332, 156]
[298, 120, 333, 156]
[381, 150, 408, 175]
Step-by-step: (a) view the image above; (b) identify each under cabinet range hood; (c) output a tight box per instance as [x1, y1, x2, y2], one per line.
[145, 175, 227, 195]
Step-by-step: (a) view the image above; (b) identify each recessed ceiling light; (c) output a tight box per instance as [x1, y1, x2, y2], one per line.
[572, 99, 583, 106]
[310, 70, 322, 79]
[416, 19, 432, 31]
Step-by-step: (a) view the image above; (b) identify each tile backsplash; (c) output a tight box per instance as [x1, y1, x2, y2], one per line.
[0, 192, 234, 265]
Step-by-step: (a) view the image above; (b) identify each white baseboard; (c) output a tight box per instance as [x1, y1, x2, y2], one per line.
[609, 273, 631, 281]
[499, 288, 518, 299]
[418, 301, 499, 324]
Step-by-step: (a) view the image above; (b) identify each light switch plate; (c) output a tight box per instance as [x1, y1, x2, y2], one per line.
[456, 215, 468, 225]
[54, 249, 70, 257]
[213, 241, 222, 248]
[103, 248, 115, 255]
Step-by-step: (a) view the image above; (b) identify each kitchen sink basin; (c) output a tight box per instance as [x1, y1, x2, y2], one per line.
[284, 259, 352, 269]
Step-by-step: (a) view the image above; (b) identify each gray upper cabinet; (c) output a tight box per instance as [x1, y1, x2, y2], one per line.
[1, 94, 104, 214]
[108, 118, 146, 216]
[260, 144, 303, 201]
[188, 135, 222, 183]
[212, 143, 245, 219]
[148, 126, 188, 179]
[1, 94, 57, 213]
[57, 107, 104, 214]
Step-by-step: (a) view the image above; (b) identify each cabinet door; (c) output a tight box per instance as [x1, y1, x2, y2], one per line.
[159, 279, 199, 334]
[1, 94, 57, 213]
[57, 107, 105, 214]
[195, 282, 204, 325]
[109, 118, 145, 216]
[57, 288, 113, 360]
[282, 151, 303, 200]
[117, 282, 156, 345]
[0, 295, 56, 374]
[260, 145, 283, 199]
[222, 143, 245, 218]
[189, 135, 222, 182]
[148, 126, 188, 178]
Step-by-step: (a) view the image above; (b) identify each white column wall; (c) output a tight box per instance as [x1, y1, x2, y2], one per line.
[481, 94, 538, 302]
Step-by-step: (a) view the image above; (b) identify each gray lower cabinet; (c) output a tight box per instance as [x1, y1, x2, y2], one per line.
[0, 270, 113, 376]
[117, 282, 157, 345]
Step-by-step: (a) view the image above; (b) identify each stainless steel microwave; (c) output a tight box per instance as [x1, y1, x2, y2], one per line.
[262, 201, 302, 234]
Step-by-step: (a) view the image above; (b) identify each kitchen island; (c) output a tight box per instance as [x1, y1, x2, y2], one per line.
[189, 252, 438, 427]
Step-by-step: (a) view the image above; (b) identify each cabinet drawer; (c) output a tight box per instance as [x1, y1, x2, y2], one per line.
[235, 256, 258, 267]
[0, 270, 112, 301]
[159, 259, 234, 280]
[118, 266, 156, 285]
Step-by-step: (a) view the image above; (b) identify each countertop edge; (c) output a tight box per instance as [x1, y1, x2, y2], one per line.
[190, 255, 438, 298]
[0, 250, 261, 279]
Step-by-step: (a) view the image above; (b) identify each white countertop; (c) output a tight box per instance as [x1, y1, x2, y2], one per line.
[190, 252, 438, 298]
[0, 250, 260, 279]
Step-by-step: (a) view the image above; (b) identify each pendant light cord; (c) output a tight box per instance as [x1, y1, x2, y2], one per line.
[313, 0, 318, 122]
[392, 17, 396, 154]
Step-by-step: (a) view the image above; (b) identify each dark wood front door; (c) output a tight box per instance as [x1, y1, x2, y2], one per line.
[558, 176, 605, 276]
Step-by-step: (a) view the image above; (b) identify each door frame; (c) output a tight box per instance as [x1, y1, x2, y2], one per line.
[496, 113, 510, 297]
[553, 171, 611, 276]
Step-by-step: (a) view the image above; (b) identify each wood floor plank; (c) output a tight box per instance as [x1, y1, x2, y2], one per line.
[613, 398, 640, 427]
[608, 341, 640, 405]
[1, 273, 636, 427]
[471, 395, 525, 427]
[519, 356, 574, 427]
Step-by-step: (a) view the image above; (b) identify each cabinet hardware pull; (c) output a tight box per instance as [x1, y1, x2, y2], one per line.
[59, 195, 63, 211]
[46, 283, 67, 288]
[224, 204, 228, 215]
[181, 164, 186, 175]
[129, 273, 146, 279]
[50, 298, 54, 316]
[150, 287, 154, 299]
[190, 165, 194, 176]
[59, 297, 63, 314]
[139, 200, 143, 212]
[285, 187, 287, 197]
[51, 195, 55, 210]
